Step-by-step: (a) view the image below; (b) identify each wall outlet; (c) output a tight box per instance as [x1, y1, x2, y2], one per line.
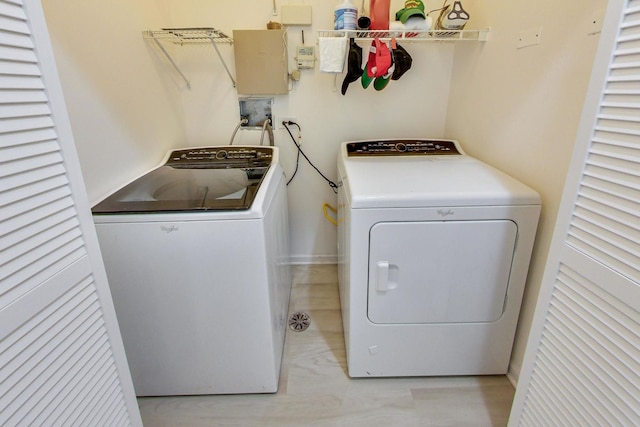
[588, 8, 606, 35]
[516, 26, 543, 49]
[279, 117, 297, 128]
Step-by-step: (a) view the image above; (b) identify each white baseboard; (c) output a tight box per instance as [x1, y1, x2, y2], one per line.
[289, 255, 337, 265]
[507, 361, 520, 387]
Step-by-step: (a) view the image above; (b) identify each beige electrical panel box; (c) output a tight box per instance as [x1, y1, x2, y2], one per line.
[233, 30, 288, 95]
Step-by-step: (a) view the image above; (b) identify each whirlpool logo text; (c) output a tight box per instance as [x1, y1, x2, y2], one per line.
[437, 209, 455, 217]
[160, 225, 179, 234]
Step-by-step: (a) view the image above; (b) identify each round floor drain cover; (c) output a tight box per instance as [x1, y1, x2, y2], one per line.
[288, 312, 310, 332]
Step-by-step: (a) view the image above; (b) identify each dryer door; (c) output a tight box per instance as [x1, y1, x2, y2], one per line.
[367, 220, 518, 324]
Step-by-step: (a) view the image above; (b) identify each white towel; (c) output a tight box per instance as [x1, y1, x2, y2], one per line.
[318, 37, 347, 73]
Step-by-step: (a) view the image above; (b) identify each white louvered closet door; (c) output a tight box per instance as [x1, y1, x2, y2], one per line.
[509, 1, 640, 426]
[0, 0, 142, 426]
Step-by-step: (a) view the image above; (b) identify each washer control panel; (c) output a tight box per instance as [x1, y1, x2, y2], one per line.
[346, 140, 461, 156]
[166, 147, 273, 167]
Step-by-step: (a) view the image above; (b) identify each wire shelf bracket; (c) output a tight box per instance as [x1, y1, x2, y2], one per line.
[143, 27, 236, 89]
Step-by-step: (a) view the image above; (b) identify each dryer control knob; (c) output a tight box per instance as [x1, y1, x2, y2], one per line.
[216, 150, 228, 160]
[395, 143, 407, 152]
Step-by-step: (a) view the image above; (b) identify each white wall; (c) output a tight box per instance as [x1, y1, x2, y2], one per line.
[41, 0, 187, 204]
[445, 0, 608, 381]
[42, 0, 607, 383]
[156, 0, 456, 263]
[43, 0, 456, 260]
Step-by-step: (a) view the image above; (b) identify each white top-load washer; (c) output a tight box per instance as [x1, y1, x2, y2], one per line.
[337, 139, 541, 377]
[92, 146, 291, 396]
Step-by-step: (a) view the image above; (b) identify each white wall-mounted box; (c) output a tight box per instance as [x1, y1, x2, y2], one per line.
[281, 5, 312, 26]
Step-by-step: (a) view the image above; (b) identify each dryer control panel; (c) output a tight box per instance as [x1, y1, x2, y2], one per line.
[346, 140, 461, 156]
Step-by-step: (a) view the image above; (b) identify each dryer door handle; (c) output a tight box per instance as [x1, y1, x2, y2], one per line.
[376, 261, 390, 292]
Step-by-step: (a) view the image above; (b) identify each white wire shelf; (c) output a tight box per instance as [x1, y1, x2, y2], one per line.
[143, 27, 233, 44]
[317, 28, 490, 42]
[143, 27, 235, 89]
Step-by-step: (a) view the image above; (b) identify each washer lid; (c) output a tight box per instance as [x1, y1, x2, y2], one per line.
[339, 140, 541, 208]
[92, 146, 276, 214]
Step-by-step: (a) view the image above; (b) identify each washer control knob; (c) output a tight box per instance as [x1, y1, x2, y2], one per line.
[215, 150, 227, 160]
[395, 143, 407, 152]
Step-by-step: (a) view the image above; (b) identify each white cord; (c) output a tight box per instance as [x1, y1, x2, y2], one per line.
[229, 118, 248, 145]
[282, 28, 291, 91]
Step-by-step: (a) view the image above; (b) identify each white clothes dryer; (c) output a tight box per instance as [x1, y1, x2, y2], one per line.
[337, 139, 541, 377]
[92, 146, 291, 396]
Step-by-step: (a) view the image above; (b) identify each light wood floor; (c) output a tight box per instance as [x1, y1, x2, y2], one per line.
[138, 265, 515, 426]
